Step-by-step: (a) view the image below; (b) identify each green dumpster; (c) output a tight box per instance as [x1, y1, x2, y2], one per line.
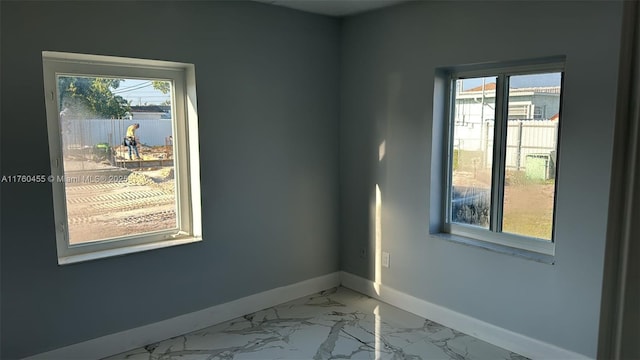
[525, 153, 554, 180]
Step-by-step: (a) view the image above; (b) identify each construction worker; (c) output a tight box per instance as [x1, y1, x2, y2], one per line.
[125, 123, 140, 160]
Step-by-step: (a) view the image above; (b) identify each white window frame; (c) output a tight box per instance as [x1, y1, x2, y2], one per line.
[42, 51, 202, 265]
[443, 62, 564, 256]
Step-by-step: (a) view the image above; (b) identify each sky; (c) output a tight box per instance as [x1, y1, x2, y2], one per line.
[460, 72, 562, 91]
[112, 78, 171, 106]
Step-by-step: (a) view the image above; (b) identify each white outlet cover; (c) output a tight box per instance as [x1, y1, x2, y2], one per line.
[382, 252, 390, 268]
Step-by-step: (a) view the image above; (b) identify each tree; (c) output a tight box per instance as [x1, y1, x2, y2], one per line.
[152, 80, 171, 94]
[58, 76, 130, 118]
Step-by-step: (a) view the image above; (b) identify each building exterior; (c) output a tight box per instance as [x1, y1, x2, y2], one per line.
[453, 83, 560, 171]
[129, 105, 171, 120]
[454, 82, 561, 125]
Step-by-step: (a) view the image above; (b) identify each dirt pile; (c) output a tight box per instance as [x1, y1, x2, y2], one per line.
[158, 167, 174, 180]
[127, 172, 156, 186]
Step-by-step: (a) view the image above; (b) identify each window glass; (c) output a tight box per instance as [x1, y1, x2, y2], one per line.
[57, 75, 177, 244]
[501, 72, 562, 240]
[450, 76, 496, 228]
[446, 67, 563, 253]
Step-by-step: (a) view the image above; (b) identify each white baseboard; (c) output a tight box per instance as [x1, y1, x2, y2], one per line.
[339, 271, 591, 360]
[23, 271, 591, 360]
[24, 272, 341, 360]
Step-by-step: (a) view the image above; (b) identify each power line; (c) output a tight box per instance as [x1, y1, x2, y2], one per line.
[129, 95, 171, 98]
[113, 82, 154, 94]
[113, 80, 152, 92]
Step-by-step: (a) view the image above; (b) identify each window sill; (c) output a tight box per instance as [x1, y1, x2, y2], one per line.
[58, 236, 202, 265]
[431, 233, 555, 264]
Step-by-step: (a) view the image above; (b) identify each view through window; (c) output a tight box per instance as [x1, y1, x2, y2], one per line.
[57, 75, 177, 244]
[44, 52, 201, 264]
[449, 71, 562, 242]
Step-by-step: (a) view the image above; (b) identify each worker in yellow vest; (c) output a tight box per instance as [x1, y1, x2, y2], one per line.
[124, 123, 140, 160]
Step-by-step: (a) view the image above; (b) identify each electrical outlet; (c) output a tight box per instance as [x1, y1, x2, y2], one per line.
[382, 252, 390, 268]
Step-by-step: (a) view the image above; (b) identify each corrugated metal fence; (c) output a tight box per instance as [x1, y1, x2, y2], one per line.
[62, 118, 172, 148]
[454, 120, 559, 171]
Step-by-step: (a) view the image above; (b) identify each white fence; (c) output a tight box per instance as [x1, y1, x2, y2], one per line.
[453, 120, 558, 171]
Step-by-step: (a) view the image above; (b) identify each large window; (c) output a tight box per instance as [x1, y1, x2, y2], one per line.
[444, 63, 563, 255]
[43, 52, 202, 264]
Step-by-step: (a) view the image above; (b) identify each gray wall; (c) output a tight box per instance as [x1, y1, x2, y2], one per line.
[339, 1, 623, 357]
[0, 2, 340, 358]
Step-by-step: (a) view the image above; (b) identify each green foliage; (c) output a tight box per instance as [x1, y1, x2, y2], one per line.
[152, 80, 171, 94]
[58, 76, 130, 118]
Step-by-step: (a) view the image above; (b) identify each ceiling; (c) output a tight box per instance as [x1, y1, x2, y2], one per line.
[253, 0, 409, 17]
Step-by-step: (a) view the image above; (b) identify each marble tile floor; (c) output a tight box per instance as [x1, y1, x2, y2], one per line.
[104, 287, 528, 360]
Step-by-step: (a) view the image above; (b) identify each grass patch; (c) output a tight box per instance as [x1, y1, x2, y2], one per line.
[502, 211, 553, 240]
[453, 149, 485, 172]
[502, 181, 555, 241]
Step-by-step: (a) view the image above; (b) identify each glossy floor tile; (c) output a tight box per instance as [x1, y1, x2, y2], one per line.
[104, 287, 528, 360]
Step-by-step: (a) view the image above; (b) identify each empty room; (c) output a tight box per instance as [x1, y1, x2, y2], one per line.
[1, 0, 639, 359]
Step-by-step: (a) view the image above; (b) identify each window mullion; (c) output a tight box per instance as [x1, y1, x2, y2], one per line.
[491, 74, 509, 232]
[444, 77, 458, 227]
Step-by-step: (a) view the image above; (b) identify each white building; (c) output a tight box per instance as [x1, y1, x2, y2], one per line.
[453, 83, 561, 170]
[128, 105, 171, 120]
[454, 82, 561, 125]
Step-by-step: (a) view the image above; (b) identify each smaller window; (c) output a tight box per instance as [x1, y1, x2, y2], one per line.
[443, 62, 563, 255]
[43, 52, 202, 264]
[533, 105, 544, 120]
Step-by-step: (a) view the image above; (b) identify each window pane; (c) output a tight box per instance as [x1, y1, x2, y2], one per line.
[57, 76, 177, 244]
[502, 72, 561, 240]
[450, 76, 496, 228]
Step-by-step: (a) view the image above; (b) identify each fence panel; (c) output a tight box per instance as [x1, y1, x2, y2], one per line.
[453, 120, 558, 172]
[63, 118, 173, 150]
[506, 121, 558, 171]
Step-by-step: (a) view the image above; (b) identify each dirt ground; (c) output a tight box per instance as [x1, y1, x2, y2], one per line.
[503, 181, 555, 239]
[453, 170, 555, 240]
[66, 170, 176, 244]
[65, 168, 176, 244]
[114, 144, 172, 161]
[63, 145, 176, 244]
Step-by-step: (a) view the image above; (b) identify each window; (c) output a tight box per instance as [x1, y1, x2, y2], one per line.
[43, 52, 202, 264]
[534, 105, 544, 120]
[444, 62, 563, 255]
